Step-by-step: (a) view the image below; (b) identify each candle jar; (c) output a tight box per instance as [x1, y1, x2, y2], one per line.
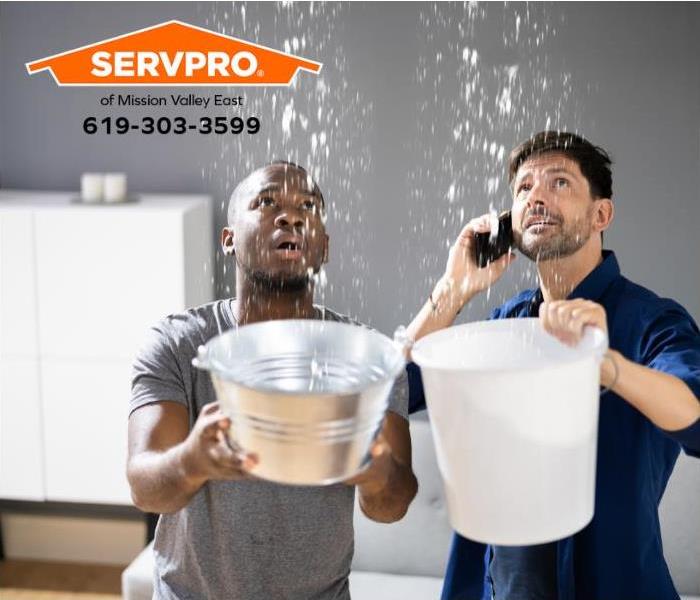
[103, 173, 127, 203]
[80, 173, 104, 203]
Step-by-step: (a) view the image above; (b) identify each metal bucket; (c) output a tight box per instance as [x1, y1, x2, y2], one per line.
[193, 319, 405, 485]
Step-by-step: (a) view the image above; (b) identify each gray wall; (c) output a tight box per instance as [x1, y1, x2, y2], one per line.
[1, 2, 699, 335]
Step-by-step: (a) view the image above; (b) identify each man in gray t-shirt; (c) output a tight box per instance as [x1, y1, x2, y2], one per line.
[127, 162, 417, 600]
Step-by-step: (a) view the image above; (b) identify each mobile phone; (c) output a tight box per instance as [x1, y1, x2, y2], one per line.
[474, 210, 513, 268]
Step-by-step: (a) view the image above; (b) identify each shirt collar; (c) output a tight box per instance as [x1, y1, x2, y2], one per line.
[567, 250, 621, 302]
[523, 250, 620, 317]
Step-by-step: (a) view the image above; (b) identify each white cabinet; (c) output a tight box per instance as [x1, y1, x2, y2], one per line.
[0, 191, 213, 504]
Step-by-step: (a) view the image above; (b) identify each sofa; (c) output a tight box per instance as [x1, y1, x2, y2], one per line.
[122, 414, 700, 599]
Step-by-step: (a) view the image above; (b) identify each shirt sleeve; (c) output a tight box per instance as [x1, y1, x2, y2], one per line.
[489, 305, 503, 320]
[640, 302, 700, 457]
[387, 367, 409, 419]
[130, 321, 188, 416]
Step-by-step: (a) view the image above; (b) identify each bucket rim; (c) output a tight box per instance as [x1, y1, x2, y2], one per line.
[411, 317, 608, 373]
[195, 318, 406, 396]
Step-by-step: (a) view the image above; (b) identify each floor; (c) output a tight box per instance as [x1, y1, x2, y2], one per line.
[0, 560, 122, 599]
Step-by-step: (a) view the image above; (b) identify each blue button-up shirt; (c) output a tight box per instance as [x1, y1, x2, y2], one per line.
[407, 251, 700, 600]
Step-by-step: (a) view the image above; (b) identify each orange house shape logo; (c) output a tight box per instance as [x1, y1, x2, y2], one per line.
[26, 20, 322, 86]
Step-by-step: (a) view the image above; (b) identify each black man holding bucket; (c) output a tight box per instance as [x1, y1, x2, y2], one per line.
[127, 162, 417, 600]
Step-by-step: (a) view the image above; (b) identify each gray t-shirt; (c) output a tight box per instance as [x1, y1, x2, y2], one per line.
[131, 299, 408, 600]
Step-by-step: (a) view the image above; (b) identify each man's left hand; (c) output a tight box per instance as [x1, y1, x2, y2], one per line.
[539, 299, 608, 346]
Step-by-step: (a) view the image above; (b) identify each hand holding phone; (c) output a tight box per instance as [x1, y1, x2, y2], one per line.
[441, 211, 516, 309]
[474, 210, 513, 268]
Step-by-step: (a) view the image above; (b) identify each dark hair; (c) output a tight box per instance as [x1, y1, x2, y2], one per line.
[508, 131, 613, 199]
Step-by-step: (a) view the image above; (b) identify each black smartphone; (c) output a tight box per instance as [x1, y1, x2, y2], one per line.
[474, 210, 513, 268]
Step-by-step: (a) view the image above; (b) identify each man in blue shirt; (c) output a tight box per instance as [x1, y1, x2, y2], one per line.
[406, 131, 700, 600]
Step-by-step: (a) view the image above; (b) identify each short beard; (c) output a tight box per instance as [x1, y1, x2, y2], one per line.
[516, 213, 593, 262]
[248, 269, 311, 293]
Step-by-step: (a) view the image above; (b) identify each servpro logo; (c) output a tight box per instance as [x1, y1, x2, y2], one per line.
[25, 20, 322, 86]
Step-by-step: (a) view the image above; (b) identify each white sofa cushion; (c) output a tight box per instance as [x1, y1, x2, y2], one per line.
[351, 414, 452, 578]
[121, 541, 154, 600]
[660, 450, 700, 597]
[349, 570, 443, 600]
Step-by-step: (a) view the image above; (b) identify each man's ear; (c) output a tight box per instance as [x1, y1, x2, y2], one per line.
[322, 234, 329, 264]
[221, 227, 235, 256]
[594, 199, 614, 233]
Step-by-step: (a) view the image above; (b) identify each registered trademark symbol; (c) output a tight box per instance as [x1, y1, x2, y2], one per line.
[257, 69, 264, 77]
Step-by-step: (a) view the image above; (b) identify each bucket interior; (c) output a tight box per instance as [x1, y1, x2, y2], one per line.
[230, 354, 388, 394]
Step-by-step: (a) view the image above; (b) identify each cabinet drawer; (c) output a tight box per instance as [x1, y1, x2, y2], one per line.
[0, 358, 44, 500]
[41, 358, 132, 505]
[0, 209, 39, 358]
[35, 209, 187, 360]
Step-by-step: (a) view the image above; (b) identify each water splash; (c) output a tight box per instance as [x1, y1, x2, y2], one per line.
[401, 2, 584, 323]
[201, 3, 372, 320]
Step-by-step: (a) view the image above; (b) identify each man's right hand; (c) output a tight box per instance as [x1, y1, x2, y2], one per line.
[441, 214, 516, 306]
[179, 402, 258, 485]
[406, 213, 516, 345]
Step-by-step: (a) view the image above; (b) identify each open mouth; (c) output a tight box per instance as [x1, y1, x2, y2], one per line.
[274, 238, 304, 260]
[277, 241, 300, 251]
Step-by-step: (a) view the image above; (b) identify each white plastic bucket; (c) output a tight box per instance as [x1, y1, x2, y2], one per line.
[411, 318, 607, 545]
